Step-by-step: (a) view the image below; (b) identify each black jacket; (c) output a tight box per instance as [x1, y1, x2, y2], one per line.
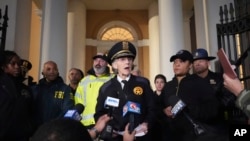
[199, 71, 236, 106]
[0, 73, 34, 141]
[199, 71, 248, 125]
[94, 75, 155, 131]
[162, 74, 221, 141]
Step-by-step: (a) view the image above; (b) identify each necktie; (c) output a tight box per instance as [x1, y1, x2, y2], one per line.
[121, 80, 128, 90]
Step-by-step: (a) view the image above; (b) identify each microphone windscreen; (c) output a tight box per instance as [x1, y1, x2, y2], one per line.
[74, 103, 85, 114]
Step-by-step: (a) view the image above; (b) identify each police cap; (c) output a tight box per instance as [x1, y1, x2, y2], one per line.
[193, 48, 216, 61]
[21, 59, 32, 72]
[107, 41, 136, 63]
[170, 50, 193, 62]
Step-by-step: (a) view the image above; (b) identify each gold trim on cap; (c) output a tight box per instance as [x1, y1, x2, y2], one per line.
[111, 50, 134, 61]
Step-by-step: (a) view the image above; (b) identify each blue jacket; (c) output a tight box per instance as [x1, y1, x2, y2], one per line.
[32, 76, 74, 128]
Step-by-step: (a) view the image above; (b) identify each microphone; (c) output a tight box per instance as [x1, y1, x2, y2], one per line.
[123, 101, 141, 133]
[104, 96, 120, 116]
[64, 103, 84, 121]
[100, 96, 120, 139]
[168, 95, 186, 118]
[168, 95, 205, 135]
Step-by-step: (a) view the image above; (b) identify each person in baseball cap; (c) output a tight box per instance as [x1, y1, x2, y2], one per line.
[92, 52, 109, 62]
[20, 59, 32, 78]
[107, 41, 137, 64]
[193, 48, 216, 61]
[21, 59, 32, 71]
[170, 49, 193, 62]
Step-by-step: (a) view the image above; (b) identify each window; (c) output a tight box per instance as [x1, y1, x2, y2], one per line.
[101, 27, 134, 41]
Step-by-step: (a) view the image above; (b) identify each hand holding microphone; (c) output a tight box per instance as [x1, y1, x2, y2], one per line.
[164, 106, 173, 117]
[88, 114, 111, 140]
[168, 95, 206, 135]
[168, 95, 186, 118]
[100, 96, 120, 139]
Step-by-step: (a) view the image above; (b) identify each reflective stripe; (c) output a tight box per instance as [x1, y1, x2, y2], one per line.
[82, 114, 94, 120]
[82, 77, 91, 105]
[82, 75, 113, 105]
[77, 74, 113, 126]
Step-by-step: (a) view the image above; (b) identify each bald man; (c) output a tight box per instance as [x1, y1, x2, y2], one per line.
[32, 61, 74, 130]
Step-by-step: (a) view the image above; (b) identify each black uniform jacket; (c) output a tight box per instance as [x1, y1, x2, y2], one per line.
[0, 73, 34, 140]
[94, 75, 155, 131]
[162, 74, 221, 139]
[201, 71, 236, 107]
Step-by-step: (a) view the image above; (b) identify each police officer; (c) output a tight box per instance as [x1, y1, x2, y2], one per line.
[192, 48, 235, 106]
[94, 41, 155, 141]
[192, 49, 234, 105]
[192, 48, 248, 140]
[163, 50, 222, 141]
[0, 51, 34, 141]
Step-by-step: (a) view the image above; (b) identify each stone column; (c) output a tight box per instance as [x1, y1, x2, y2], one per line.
[14, 0, 32, 59]
[67, 0, 86, 83]
[148, 1, 159, 88]
[158, 0, 184, 80]
[40, 0, 68, 79]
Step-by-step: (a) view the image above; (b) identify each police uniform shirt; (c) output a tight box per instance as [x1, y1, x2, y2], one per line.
[117, 75, 130, 89]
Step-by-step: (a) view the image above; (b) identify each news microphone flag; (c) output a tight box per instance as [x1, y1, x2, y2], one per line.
[123, 101, 141, 117]
[123, 101, 141, 134]
[64, 103, 84, 121]
[104, 96, 120, 108]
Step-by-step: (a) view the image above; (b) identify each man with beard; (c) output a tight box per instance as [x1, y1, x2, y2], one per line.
[193, 49, 248, 122]
[75, 53, 113, 130]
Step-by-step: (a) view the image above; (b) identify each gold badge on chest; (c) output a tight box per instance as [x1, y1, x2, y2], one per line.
[133, 86, 143, 95]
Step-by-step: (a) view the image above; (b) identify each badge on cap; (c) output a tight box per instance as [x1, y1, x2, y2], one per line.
[122, 41, 129, 50]
[177, 50, 184, 55]
[195, 52, 199, 57]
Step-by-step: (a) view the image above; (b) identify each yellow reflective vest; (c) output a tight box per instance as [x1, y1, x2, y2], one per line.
[74, 74, 113, 126]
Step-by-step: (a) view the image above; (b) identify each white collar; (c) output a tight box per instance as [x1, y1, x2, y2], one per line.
[117, 75, 130, 83]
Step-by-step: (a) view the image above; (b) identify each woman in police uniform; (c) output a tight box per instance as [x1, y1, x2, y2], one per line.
[94, 41, 155, 141]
